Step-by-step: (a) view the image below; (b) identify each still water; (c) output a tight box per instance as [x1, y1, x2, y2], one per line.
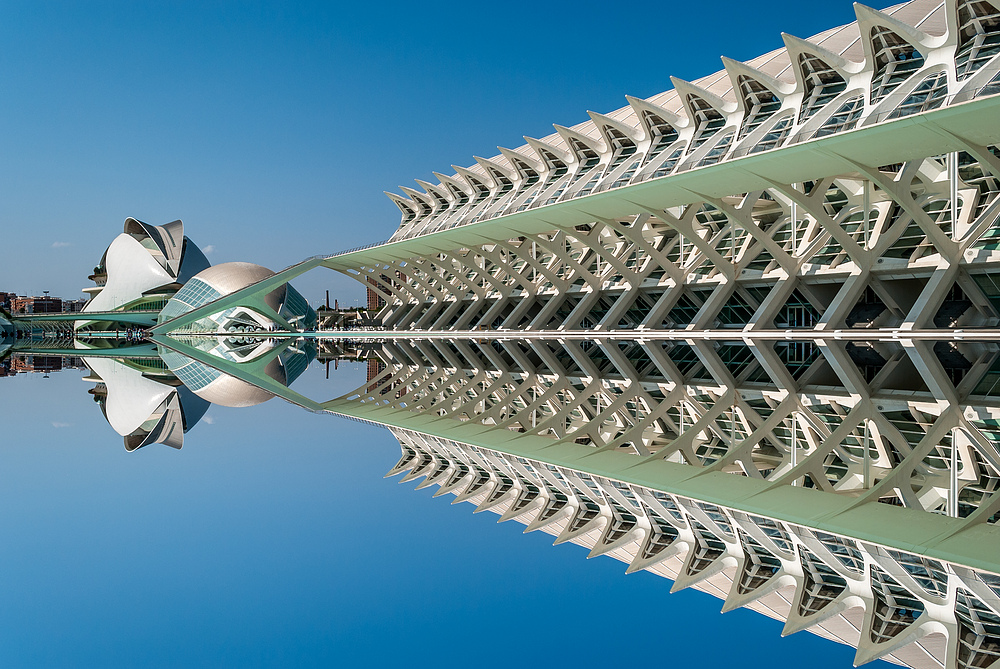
[22, 311, 995, 669]
[0, 342, 880, 669]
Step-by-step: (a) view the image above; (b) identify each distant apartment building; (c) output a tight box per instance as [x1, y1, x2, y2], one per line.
[0, 356, 85, 377]
[11, 296, 62, 314]
[1, 293, 87, 314]
[10, 355, 62, 374]
[61, 298, 88, 313]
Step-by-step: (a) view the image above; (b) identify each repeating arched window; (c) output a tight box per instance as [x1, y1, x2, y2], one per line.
[748, 114, 793, 154]
[505, 167, 544, 215]
[797, 548, 848, 617]
[695, 501, 734, 536]
[869, 565, 925, 644]
[544, 155, 597, 206]
[642, 110, 679, 146]
[442, 463, 469, 488]
[601, 126, 637, 175]
[955, 589, 1000, 669]
[514, 176, 551, 213]
[420, 184, 450, 213]
[870, 26, 925, 104]
[574, 167, 605, 198]
[602, 501, 638, 544]
[883, 549, 947, 598]
[747, 514, 794, 553]
[982, 69, 1000, 96]
[508, 156, 540, 186]
[695, 131, 734, 167]
[956, 0, 1000, 81]
[541, 489, 570, 514]
[464, 174, 491, 206]
[604, 157, 643, 190]
[813, 530, 865, 573]
[470, 165, 516, 223]
[638, 116, 679, 173]
[566, 501, 602, 533]
[465, 467, 493, 496]
[567, 136, 600, 163]
[799, 53, 848, 122]
[441, 180, 469, 208]
[737, 531, 782, 595]
[508, 484, 540, 515]
[395, 200, 417, 224]
[815, 95, 865, 137]
[885, 70, 948, 119]
[485, 166, 513, 195]
[639, 515, 678, 561]
[537, 148, 566, 170]
[502, 160, 540, 213]
[738, 75, 783, 139]
[686, 522, 727, 577]
[483, 474, 514, 505]
[648, 146, 684, 180]
[405, 191, 434, 218]
[687, 95, 727, 150]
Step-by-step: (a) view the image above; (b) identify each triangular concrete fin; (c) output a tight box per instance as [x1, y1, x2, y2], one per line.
[553, 510, 607, 545]
[625, 536, 685, 574]
[498, 494, 544, 523]
[670, 551, 732, 594]
[588, 525, 645, 559]
[524, 503, 573, 534]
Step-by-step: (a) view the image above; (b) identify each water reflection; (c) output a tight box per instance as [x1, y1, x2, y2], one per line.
[5, 219, 1000, 669]
[84, 352, 208, 451]
[5, 328, 1000, 668]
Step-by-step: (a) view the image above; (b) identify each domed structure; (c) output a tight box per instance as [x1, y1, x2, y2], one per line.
[157, 261, 314, 333]
[159, 348, 279, 408]
[180, 262, 278, 305]
[156, 261, 317, 409]
[158, 262, 278, 326]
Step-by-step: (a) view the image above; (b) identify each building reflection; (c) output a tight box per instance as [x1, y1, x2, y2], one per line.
[5, 216, 1000, 668]
[4, 331, 1000, 668]
[344, 337, 1000, 669]
[84, 351, 209, 451]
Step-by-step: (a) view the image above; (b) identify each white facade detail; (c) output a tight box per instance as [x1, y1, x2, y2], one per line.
[382, 0, 1000, 242]
[387, 427, 996, 669]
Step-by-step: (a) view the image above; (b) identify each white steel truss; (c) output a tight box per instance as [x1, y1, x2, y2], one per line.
[143, 1, 1000, 666]
[381, 0, 1000, 244]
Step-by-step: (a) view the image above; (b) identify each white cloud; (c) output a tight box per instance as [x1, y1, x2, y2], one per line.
[203, 245, 215, 255]
[202, 415, 215, 424]
[51, 421, 71, 428]
[51, 241, 71, 248]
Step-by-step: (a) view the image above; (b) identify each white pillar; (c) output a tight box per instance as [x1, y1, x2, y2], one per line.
[950, 427, 959, 518]
[863, 179, 870, 250]
[790, 412, 797, 486]
[791, 201, 797, 255]
[949, 151, 959, 242]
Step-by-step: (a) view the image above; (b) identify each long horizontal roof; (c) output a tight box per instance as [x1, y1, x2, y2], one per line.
[414, 0, 946, 183]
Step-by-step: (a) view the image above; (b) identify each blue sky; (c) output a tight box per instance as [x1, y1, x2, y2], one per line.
[0, 1, 900, 666]
[1, 0, 889, 303]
